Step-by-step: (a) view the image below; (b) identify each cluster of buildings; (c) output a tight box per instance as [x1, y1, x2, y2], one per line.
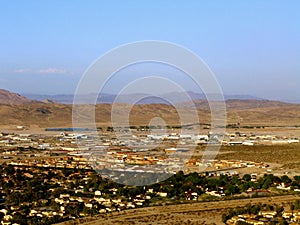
[0, 162, 160, 224]
[7, 156, 92, 170]
[227, 210, 300, 224]
[222, 132, 299, 146]
[186, 159, 269, 170]
[0, 129, 299, 224]
[0, 129, 298, 181]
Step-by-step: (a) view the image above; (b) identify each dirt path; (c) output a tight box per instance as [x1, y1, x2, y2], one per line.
[57, 194, 300, 225]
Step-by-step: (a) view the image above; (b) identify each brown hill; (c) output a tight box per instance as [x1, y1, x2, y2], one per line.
[0, 89, 32, 105]
[181, 99, 291, 110]
[0, 100, 299, 129]
[225, 100, 300, 126]
[0, 90, 299, 129]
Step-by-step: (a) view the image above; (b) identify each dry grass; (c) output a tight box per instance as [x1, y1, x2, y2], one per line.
[1, 99, 300, 129]
[57, 195, 300, 225]
[217, 143, 300, 168]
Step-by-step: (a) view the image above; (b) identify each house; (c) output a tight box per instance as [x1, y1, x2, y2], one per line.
[3, 215, 12, 222]
[243, 189, 270, 197]
[99, 209, 106, 213]
[205, 190, 224, 198]
[127, 202, 135, 208]
[112, 199, 121, 204]
[293, 212, 300, 221]
[282, 211, 293, 219]
[109, 188, 118, 195]
[95, 190, 102, 196]
[185, 191, 198, 200]
[0, 209, 7, 216]
[246, 220, 264, 225]
[277, 183, 291, 191]
[259, 211, 277, 219]
[1, 221, 11, 225]
[157, 192, 167, 197]
[84, 203, 93, 208]
[29, 209, 38, 217]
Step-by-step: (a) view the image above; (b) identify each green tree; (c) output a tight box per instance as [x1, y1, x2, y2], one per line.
[222, 213, 228, 223]
[225, 184, 238, 196]
[294, 176, 300, 183]
[12, 212, 27, 225]
[242, 174, 251, 182]
[281, 175, 292, 184]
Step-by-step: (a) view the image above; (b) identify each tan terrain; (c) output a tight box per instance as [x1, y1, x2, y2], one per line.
[0, 89, 300, 129]
[56, 195, 300, 225]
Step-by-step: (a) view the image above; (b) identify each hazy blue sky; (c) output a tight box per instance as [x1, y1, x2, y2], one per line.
[0, 1, 299, 101]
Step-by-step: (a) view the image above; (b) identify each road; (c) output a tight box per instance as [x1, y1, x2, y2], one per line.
[56, 194, 300, 225]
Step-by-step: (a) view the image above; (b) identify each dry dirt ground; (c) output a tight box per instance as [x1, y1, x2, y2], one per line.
[1, 98, 300, 128]
[56, 195, 300, 225]
[217, 142, 300, 172]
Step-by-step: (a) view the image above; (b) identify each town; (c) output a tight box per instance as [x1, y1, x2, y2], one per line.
[0, 127, 300, 224]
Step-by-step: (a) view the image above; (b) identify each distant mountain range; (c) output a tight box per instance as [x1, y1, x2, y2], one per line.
[0, 89, 300, 128]
[23, 91, 264, 104]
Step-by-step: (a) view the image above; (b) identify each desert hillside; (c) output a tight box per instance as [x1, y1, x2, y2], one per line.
[0, 89, 300, 128]
[0, 89, 32, 104]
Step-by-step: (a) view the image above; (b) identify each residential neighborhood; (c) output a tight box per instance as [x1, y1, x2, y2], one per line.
[0, 128, 299, 224]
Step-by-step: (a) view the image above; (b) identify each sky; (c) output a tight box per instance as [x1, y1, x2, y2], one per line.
[0, 0, 299, 102]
